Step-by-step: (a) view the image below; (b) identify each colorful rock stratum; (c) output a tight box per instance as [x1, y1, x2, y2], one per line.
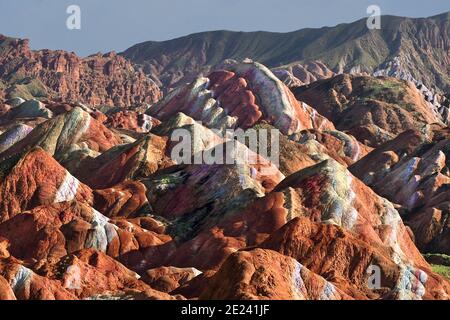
[0, 20, 450, 301]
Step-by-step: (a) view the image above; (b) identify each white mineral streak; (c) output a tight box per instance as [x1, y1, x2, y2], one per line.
[320, 281, 338, 300]
[10, 265, 33, 293]
[140, 114, 154, 132]
[0, 124, 33, 153]
[394, 265, 428, 300]
[351, 137, 361, 162]
[54, 172, 80, 203]
[380, 198, 428, 299]
[291, 261, 306, 300]
[380, 198, 404, 263]
[57, 107, 91, 152]
[320, 161, 358, 230]
[85, 209, 118, 253]
[292, 260, 339, 300]
[189, 267, 203, 277]
[341, 174, 358, 230]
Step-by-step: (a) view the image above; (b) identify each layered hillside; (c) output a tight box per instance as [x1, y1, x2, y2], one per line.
[0, 60, 449, 300]
[122, 12, 450, 93]
[293, 74, 447, 147]
[0, 35, 162, 107]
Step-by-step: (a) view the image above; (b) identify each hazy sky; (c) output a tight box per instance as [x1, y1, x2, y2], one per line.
[0, 0, 449, 56]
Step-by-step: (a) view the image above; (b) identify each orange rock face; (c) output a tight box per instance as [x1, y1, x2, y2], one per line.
[77, 134, 173, 189]
[143, 266, 202, 293]
[93, 181, 149, 218]
[164, 191, 289, 271]
[105, 111, 161, 133]
[260, 217, 450, 299]
[207, 70, 263, 128]
[0, 147, 93, 222]
[0, 107, 123, 162]
[200, 248, 351, 300]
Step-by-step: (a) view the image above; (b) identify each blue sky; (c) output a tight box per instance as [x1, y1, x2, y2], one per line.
[0, 0, 448, 56]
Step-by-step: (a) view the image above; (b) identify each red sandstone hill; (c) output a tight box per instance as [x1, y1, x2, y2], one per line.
[293, 74, 446, 147]
[0, 35, 162, 107]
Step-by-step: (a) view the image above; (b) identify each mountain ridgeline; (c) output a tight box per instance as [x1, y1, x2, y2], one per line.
[122, 12, 450, 93]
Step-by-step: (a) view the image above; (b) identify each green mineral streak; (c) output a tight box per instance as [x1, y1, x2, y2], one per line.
[6, 78, 49, 100]
[154, 173, 186, 190]
[168, 188, 257, 243]
[54, 107, 88, 155]
[37, 118, 65, 155]
[0, 152, 23, 181]
[130, 138, 150, 179]
[152, 112, 195, 136]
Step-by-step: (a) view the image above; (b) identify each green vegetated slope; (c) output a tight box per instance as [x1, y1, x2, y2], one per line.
[123, 12, 450, 92]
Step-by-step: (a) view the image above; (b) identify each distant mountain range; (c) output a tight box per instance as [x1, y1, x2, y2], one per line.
[122, 12, 450, 93]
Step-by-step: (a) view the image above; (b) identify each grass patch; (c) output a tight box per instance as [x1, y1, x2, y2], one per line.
[363, 78, 403, 98]
[430, 264, 450, 280]
[423, 253, 450, 280]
